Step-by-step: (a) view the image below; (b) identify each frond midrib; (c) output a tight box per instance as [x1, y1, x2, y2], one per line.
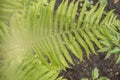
[5, 24, 100, 54]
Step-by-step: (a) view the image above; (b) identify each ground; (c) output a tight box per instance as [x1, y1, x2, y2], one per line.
[57, 0, 120, 80]
[59, 53, 120, 80]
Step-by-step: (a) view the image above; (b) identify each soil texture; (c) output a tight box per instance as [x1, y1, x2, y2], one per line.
[59, 53, 120, 80]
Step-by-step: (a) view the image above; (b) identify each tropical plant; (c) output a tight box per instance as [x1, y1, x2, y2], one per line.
[0, 0, 120, 80]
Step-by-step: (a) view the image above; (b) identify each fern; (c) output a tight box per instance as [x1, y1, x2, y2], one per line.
[0, 0, 120, 80]
[0, 0, 23, 23]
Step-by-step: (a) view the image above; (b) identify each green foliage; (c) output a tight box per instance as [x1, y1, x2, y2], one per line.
[81, 67, 109, 80]
[0, 0, 23, 23]
[92, 67, 99, 80]
[99, 31, 120, 63]
[98, 0, 108, 5]
[0, 0, 120, 80]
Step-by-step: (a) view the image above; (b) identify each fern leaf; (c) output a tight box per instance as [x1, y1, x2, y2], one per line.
[0, 0, 120, 80]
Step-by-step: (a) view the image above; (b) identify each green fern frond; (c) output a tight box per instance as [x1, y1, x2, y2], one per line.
[1, 0, 119, 68]
[0, 0, 120, 80]
[11, 58, 60, 80]
[0, 0, 23, 23]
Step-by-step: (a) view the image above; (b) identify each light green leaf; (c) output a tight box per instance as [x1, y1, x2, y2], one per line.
[81, 78, 88, 80]
[92, 67, 99, 80]
[116, 55, 120, 63]
[110, 47, 120, 54]
[98, 77, 110, 80]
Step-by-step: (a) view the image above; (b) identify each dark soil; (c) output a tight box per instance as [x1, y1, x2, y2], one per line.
[107, 0, 120, 19]
[59, 53, 120, 80]
[57, 0, 120, 80]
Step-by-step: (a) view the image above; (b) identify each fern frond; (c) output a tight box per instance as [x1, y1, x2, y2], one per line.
[0, 0, 120, 80]
[11, 58, 59, 80]
[1, 0, 119, 68]
[0, 0, 23, 23]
